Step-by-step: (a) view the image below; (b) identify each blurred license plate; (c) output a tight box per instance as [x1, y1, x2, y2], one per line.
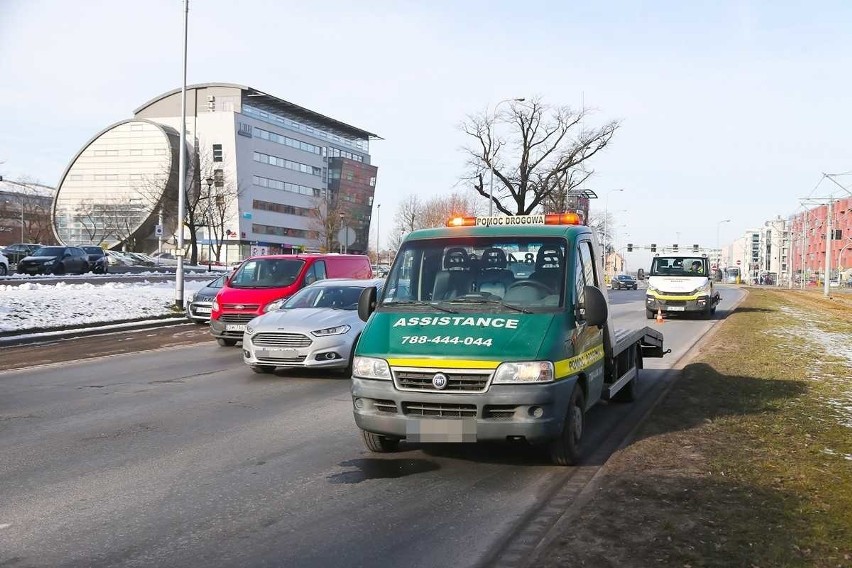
[668, 306, 686, 312]
[257, 348, 297, 359]
[196, 306, 211, 314]
[225, 324, 247, 331]
[406, 419, 476, 443]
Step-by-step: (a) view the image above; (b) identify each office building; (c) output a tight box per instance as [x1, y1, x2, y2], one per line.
[51, 83, 380, 262]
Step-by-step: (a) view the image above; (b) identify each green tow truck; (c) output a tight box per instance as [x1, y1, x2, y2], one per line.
[352, 213, 667, 465]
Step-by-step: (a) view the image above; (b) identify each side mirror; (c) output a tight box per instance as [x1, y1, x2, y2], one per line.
[583, 285, 609, 327]
[357, 286, 378, 322]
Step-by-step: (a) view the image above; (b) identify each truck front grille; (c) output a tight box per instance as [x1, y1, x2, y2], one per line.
[402, 402, 477, 418]
[393, 369, 492, 393]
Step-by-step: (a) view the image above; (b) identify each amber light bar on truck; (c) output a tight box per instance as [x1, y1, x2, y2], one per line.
[447, 212, 582, 227]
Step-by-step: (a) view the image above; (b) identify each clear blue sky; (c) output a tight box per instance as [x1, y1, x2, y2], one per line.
[2, 0, 851, 269]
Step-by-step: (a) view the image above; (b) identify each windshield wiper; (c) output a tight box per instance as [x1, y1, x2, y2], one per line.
[444, 295, 532, 314]
[382, 300, 458, 313]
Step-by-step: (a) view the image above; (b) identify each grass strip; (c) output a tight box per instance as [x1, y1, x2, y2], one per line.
[539, 289, 852, 568]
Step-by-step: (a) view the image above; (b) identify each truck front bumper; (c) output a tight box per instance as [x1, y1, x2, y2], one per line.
[351, 377, 576, 444]
[646, 293, 712, 313]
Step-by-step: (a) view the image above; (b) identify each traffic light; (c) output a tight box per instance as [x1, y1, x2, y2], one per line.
[673, 243, 678, 252]
[650, 243, 657, 253]
[627, 243, 633, 252]
[693, 244, 699, 253]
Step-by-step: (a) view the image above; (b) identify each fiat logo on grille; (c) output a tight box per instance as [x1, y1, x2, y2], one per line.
[432, 373, 448, 390]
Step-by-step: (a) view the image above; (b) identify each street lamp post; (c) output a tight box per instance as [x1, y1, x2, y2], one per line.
[376, 203, 381, 267]
[488, 97, 525, 217]
[602, 188, 625, 276]
[205, 177, 214, 272]
[339, 212, 345, 254]
[716, 219, 731, 268]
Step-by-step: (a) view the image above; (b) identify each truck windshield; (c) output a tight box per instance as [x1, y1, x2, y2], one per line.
[649, 257, 708, 277]
[229, 258, 304, 288]
[381, 237, 567, 311]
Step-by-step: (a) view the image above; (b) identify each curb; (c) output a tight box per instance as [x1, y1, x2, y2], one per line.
[0, 317, 192, 347]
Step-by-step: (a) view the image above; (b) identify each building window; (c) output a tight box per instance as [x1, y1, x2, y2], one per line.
[213, 144, 223, 162]
[238, 123, 253, 137]
[214, 169, 224, 187]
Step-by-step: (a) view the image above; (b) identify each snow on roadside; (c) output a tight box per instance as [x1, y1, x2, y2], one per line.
[0, 280, 205, 332]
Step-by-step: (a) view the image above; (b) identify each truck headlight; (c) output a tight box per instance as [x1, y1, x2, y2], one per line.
[690, 282, 712, 295]
[493, 361, 554, 384]
[353, 356, 391, 380]
[646, 285, 658, 295]
[311, 324, 351, 337]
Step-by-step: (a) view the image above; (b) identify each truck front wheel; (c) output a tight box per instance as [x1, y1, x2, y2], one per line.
[548, 383, 585, 466]
[361, 430, 401, 453]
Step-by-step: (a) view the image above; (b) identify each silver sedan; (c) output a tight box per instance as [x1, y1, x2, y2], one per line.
[242, 278, 384, 375]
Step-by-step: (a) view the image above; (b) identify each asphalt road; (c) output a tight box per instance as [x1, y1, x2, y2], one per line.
[0, 287, 746, 568]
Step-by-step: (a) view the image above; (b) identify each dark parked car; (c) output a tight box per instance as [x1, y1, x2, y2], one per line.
[186, 272, 227, 323]
[611, 273, 638, 290]
[2, 243, 42, 266]
[80, 246, 109, 274]
[17, 246, 90, 275]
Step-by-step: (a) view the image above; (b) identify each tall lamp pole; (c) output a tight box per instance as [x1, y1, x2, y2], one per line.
[488, 97, 525, 217]
[716, 219, 731, 268]
[602, 188, 625, 275]
[174, 0, 189, 308]
[206, 177, 214, 272]
[376, 203, 381, 267]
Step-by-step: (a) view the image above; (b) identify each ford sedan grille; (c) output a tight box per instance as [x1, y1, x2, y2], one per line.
[253, 333, 312, 348]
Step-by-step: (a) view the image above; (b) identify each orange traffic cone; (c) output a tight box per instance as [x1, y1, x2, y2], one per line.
[655, 308, 664, 324]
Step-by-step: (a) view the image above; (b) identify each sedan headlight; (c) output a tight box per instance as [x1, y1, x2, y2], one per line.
[493, 361, 554, 384]
[245, 323, 256, 336]
[311, 324, 351, 337]
[44, 259, 55, 266]
[352, 356, 391, 380]
[212, 299, 220, 311]
[264, 298, 286, 313]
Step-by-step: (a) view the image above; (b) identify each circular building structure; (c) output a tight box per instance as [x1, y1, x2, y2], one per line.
[52, 119, 180, 249]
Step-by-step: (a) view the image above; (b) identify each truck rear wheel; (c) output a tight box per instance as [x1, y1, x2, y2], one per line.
[548, 383, 585, 466]
[361, 430, 401, 452]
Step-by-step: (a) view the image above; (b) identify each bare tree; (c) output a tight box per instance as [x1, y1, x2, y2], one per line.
[386, 191, 486, 255]
[308, 191, 347, 253]
[460, 97, 619, 215]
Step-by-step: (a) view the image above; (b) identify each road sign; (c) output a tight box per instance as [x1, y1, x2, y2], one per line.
[337, 226, 356, 247]
[155, 224, 164, 237]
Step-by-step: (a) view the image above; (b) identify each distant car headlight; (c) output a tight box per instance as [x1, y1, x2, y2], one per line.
[311, 324, 351, 337]
[352, 356, 391, 380]
[493, 361, 554, 384]
[44, 259, 55, 266]
[264, 298, 287, 313]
